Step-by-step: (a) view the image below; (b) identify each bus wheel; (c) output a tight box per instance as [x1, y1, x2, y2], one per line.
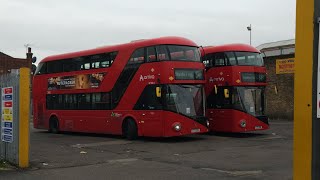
[49, 117, 60, 134]
[124, 119, 138, 140]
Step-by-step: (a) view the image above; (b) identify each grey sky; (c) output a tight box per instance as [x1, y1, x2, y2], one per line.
[0, 0, 296, 61]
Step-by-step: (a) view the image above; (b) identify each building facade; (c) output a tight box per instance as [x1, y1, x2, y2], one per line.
[0, 47, 33, 75]
[257, 39, 295, 120]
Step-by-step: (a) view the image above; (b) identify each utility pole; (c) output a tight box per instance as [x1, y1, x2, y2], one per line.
[247, 24, 252, 45]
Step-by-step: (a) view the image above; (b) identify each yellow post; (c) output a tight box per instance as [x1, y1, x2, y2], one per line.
[294, 0, 314, 179]
[18, 68, 30, 168]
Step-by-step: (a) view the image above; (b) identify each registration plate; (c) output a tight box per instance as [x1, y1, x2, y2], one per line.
[191, 128, 201, 133]
[255, 126, 263, 130]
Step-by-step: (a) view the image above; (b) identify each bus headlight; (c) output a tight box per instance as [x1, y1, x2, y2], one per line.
[240, 120, 247, 128]
[207, 120, 210, 127]
[173, 123, 182, 132]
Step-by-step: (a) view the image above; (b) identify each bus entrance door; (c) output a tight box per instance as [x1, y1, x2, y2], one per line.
[139, 111, 163, 137]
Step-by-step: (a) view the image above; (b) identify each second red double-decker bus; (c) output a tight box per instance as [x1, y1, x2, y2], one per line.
[33, 36, 208, 139]
[202, 44, 269, 133]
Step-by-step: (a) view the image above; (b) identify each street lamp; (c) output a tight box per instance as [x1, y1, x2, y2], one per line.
[247, 24, 252, 45]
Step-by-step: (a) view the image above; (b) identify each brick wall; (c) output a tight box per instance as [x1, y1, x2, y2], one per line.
[0, 52, 31, 74]
[264, 54, 294, 120]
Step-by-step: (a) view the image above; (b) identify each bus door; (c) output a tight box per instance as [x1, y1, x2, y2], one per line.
[208, 87, 233, 131]
[86, 93, 112, 133]
[139, 110, 163, 137]
[211, 109, 233, 131]
[63, 94, 84, 132]
[132, 85, 164, 136]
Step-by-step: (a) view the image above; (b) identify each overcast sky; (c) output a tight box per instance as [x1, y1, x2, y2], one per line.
[0, 0, 296, 61]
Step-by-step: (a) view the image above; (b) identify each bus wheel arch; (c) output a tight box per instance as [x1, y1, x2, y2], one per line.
[122, 117, 138, 140]
[49, 115, 60, 134]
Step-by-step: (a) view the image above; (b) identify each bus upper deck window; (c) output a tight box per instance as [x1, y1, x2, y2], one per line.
[81, 63, 91, 70]
[129, 48, 145, 64]
[156, 45, 169, 61]
[214, 53, 226, 66]
[147, 46, 157, 62]
[225, 52, 237, 65]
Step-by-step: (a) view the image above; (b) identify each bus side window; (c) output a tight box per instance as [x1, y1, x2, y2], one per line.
[92, 62, 100, 69]
[36, 62, 48, 75]
[134, 85, 162, 110]
[89, 54, 100, 69]
[225, 52, 237, 65]
[78, 94, 91, 109]
[100, 51, 118, 68]
[100, 61, 110, 68]
[247, 55, 256, 65]
[235, 52, 246, 65]
[108, 52, 117, 66]
[63, 59, 79, 72]
[203, 60, 209, 67]
[156, 45, 169, 61]
[92, 93, 110, 110]
[129, 48, 145, 64]
[64, 94, 76, 109]
[46, 95, 52, 109]
[147, 46, 157, 62]
[52, 95, 58, 109]
[203, 54, 213, 67]
[46, 94, 63, 109]
[81, 62, 91, 70]
[214, 53, 226, 66]
[47, 61, 63, 73]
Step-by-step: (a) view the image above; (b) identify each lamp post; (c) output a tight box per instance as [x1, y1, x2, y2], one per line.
[247, 24, 252, 45]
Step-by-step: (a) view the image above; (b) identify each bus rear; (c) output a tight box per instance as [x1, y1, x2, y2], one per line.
[202, 44, 269, 132]
[33, 37, 208, 139]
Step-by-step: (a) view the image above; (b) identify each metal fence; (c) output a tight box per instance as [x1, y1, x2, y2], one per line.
[0, 72, 20, 165]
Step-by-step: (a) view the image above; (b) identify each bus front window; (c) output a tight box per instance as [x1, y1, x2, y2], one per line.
[235, 52, 264, 66]
[236, 87, 265, 116]
[163, 85, 204, 118]
[167, 45, 201, 62]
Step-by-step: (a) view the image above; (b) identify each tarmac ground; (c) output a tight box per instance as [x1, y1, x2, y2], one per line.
[0, 120, 292, 180]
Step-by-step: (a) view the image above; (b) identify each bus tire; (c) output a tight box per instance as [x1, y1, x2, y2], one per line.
[124, 118, 138, 140]
[49, 116, 60, 134]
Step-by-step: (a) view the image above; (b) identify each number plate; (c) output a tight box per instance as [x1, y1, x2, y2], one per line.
[191, 128, 200, 133]
[255, 126, 263, 130]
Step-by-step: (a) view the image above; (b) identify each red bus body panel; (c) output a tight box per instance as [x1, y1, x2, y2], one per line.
[207, 109, 269, 132]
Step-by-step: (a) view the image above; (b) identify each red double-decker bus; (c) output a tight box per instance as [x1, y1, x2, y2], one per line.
[33, 37, 208, 139]
[202, 44, 269, 132]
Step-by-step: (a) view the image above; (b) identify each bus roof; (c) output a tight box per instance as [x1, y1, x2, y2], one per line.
[202, 44, 260, 55]
[41, 36, 198, 63]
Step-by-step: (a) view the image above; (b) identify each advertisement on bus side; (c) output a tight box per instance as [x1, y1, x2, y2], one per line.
[48, 73, 105, 90]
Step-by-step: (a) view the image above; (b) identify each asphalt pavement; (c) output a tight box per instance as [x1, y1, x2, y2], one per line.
[0, 120, 292, 180]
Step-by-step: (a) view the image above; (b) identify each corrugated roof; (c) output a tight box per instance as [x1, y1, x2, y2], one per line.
[256, 39, 295, 51]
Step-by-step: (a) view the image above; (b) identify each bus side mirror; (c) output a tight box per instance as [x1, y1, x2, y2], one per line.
[224, 89, 230, 98]
[156, 87, 161, 97]
[214, 85, 218, 94]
